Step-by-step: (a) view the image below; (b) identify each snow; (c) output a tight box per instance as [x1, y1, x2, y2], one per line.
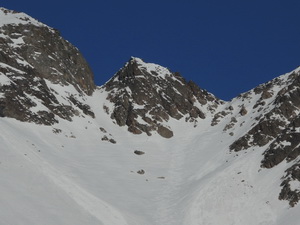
[8, 36, 25, 48]
[0, 7, 47, 28]
[0, 91, 295, 225]
[132, 57, 172, 80]
[2, 57, 300, 225]
[0, 74, 13, 86]
[50, 67, 63, 75]
[0, 62, 26, 75]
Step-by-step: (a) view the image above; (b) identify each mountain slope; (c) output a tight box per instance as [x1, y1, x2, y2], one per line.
[1, 7, 300, 225]
[0, 7, 95, 125]
[103, 57, 223, 137]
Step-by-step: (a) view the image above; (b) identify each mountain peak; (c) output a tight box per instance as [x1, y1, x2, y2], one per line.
[0, 7, 95, 125]
[0, 7, 45, 28]
[129, 56, 143, 63]
[110, 57, 176, 85]
[103, 58, 221, 137]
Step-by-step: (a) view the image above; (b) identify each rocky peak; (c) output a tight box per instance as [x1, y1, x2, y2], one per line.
[0, 7, 95, 95]
[103, 57, 222, 137]
[0, 7, 44, 27]
[0, 7, 95, 125]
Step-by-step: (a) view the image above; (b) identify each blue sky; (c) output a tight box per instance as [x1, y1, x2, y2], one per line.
[2, 1, 300, 100]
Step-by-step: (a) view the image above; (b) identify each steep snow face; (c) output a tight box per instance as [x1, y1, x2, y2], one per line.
[1, 61, 300, 225]
[0, 88, 297, 225]
[103, 57, 223, 138]
[2, 59, 300, 225]
[0, 7, 46, 28]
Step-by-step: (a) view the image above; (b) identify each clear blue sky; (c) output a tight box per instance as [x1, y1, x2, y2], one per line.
[3, 1, 300, 100]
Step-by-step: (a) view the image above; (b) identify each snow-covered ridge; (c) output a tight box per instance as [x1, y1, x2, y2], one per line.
[0, 7, 47, 28]
[129, 57, 173, 80]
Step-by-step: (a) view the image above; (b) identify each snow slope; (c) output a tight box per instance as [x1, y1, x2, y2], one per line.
[1, 79, 299, 225]
[0, 7, 47, 28]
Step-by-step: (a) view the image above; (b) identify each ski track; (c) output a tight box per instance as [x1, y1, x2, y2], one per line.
[154, 135, 188, 225]
[1, 117, 289, 225]
[153, 127, 225, 225]
[24, 147, 129, 225]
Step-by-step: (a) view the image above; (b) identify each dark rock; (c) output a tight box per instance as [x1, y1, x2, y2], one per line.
[261, 90, 273, 99]
[68, 95, 95, 118]
[230, 119, 284, 152]
[0, 9, 96, 125]
[109, 139, 116, 144]
[279, 163, 300, 207]
[211, 111, 230, 126]
[157, 125, 173, 138]
[137, 169, 145, 175]
[134, 150, 145, 155]
[101, 136, 109, 141]
[104, 57, 220, 138]
[262, 131, 300, 168]
[99, 127, 107, 133]
[239, 105, 247, 116]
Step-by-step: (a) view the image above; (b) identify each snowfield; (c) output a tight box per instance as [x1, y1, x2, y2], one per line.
[0, 83, 299, 225]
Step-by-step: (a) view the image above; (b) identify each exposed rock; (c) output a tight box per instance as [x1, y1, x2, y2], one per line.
[109, 139, 117, 144]
[0, 8, 96, 125]
[239, 105, 247, 116]
[211, 110, 230, 126]
[101, 134, 117, 144]
[279, 163, 300, 207]
[103, 57, 221, 137]
[99, 127, 107, 133]
[226, 69, 300, 206]
[261, 90, 273, 99]
[262, 116, 300, 168]
[157, 125, 173, 138]
[68, 95, 95, 118]
[223, 117, 237, 132]
[134, 150, 145, 155]
[230, 71, 300, 152]
[230, 118, 284, 152]
[137, 169, 145, 175]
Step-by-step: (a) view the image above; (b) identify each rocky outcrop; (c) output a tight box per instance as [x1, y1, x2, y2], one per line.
[0, 8, 95, 125]
[223, 68, 300, 207]
[103, 57, 222, 137]
[230, 70, 300, 152]
[279, 163, 300, 207]
[0, 8, 95, 95]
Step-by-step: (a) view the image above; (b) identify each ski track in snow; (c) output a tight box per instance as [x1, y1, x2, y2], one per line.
[2, 60, 300, 224]
[154, 135, 188, 225]
[22, 144, 129, 225]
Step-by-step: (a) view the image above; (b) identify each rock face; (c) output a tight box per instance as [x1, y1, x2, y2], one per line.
[229, 71, 300, 153]
[103, 57, 222, 137]
[220, 67, 300, 206]
[0, 8, 95, 125]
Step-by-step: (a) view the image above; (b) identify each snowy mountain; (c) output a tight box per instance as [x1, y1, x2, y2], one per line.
[1, 7, 300, 225]
[103, 57, 223, 137]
